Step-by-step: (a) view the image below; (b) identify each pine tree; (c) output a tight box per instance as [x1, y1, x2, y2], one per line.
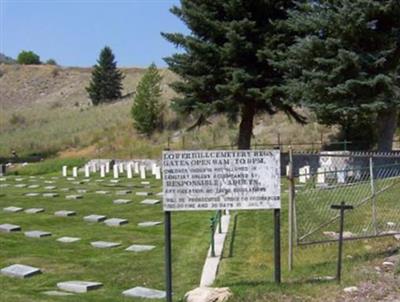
[162, 0, 305, 149]
[86, 46, 124, 105]
[274, 0, 400, 151]
[131, 63, 163, 136]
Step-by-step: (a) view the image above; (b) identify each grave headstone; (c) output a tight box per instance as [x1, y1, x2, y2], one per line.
[100, 165, 106, 178]
[25, 192, 40, 197]
[127, 164, 133, 179]
[122, 287, 166, 299]
[155, 166, 161, 180]
[62, 166, 68, 177]
[3, 206, 23, 213]
[105, 162, 110, 173]
[15, 184, 27, 188]
[25, 208, 44, 214]
[136, 192, 151, 197]
[90, 241, 121, 249]
[125, 245, 156, 252]
[57, 237, 81, 243]
[43, 291, 74, 296]
[104, 218, 128, 227]
[299, 167, 307, 183]
[25, 231, 52, 238]
[119, 163, 124, 174]
[141, 199, 160, 205]
[57, 281, 103, 293]
[44, 186, 56, 190]
[1, 264, 41, 279]
[43, 193, 59, 198]
[84, 215, 107, 223]
[95, 190, 109, 195]
[84, 165, 90, 178]
[134, 162, 139, 174]
[55, 210, 76, 217]
[0, 224, 21, 233]
[113, 199, 131, 205]
[113, 165, 119, 179]
[317, 167, 326, 184]
[116, 190, 131, 195]
[65, 195, 83, 200]
[138, 221, 162, 227]
[140, 166, 146, 179]
[72, 167, 78, 178]
[27, 184, 40, 189]
[337, 171, 346, 183]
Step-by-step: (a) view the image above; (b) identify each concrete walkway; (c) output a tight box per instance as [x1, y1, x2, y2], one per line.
[199, 213, 231, 287]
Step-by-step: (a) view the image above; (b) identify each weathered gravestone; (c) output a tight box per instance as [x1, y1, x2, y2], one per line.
[57, 281, 103, 293]
[122, 287, 166, 299]
[125, 245, 156, 252]
[1, 264, 41, 278]
[0, 224, 21, 233]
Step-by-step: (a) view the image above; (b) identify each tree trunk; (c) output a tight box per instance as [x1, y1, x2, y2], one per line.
[237, 102, 256, 150]
[376, 108, 398, 151]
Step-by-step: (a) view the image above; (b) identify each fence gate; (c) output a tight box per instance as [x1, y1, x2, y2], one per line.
[287, 151, 400, 253]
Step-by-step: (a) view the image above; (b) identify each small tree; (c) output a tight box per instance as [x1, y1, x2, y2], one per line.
[45, 59, 57, 65]
[131, 63, 163, 136]
[86, 46, 124, 105]
[17, 50, 41, 65]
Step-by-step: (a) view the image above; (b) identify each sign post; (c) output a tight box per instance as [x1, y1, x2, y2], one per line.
[162, 150, 281, 299]
[331, 201, 353, 283]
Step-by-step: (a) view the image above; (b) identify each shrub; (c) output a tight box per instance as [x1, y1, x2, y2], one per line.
[17, 50, 41, 65]
[46, 58, 57, 65]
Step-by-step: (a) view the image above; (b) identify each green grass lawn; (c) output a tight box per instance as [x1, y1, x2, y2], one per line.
[0, 169, 210, 302]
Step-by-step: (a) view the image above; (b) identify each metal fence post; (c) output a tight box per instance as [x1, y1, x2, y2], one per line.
[218, 210, 222, 234]
[288, 147, 295, 271]
[210, 217, 215, 257]
[369, 157, 378, 235]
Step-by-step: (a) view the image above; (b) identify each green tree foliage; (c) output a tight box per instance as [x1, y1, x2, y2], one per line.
[17, 50, 41, 65]
[45, 59, 57, 65]
[86, 46, 124, 105]
[131, 63, 163, 136]
[162, 0, 305, 149]
[273, 0, 400, 151]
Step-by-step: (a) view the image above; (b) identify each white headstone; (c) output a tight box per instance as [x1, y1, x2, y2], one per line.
[84, 214, 107, 223]
[140, 166, 146, 179]
[100, 165, 106, 178]
[0, 224, 21, 233]
[62, 166, 67, 177]
[57, 281, 103, 293]
[90, 241, 121, 249]
[337, 171, 346, 183]
[127, 164, 133, 179]
[57, 237, 81, 243]
[155, 166, 161, 180]
[317, 167, 326, 184]
[151, 163, 157, 175]
[91, 163, 97, 173]
[25, 230, 52, 238]
[84, 165, 90, 178]
[105, 162, 110, 173]
[113, 165, 119, 179]
[122, 287, 166, 299]
[303, 165, 311, 180]
[299, 167, 307, 183]
[72, 167, 78, 178]
[104, 218, 128, 227]
[125, 245, 155, 252]
[134, 162, 139, 174]
[1, 264, 41, 279]
[119, 163, 124, 174]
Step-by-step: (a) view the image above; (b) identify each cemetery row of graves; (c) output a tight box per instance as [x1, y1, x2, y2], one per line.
[0, 161, 210, 301]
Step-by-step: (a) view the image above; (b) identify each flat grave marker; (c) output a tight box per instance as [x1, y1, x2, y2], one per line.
[104, 218, 128, 227]
[141, 199, 160, 205]
[84, 214, 107, 223]
[125, 245, 156, 252]
[25, 208, 44, 214]
[57, 281, 103, 293]
[90, 241, 121, 249]
[25, 231, 52, 238]
[122, 287, 166, 299]
[43, 193, 59, 198]
[138, 221, 162, 227]
[1, 264, 41, 279]
[3, 206, 23, 213]
[113, 199, 131, 205]
[0, 224, 21, 233]
[57, 237, 81, 243]
[65, 195, 83, 200]
[25, 192, 40, 197]
[55, 210, 76, 217]
[136, 192, 151, 196]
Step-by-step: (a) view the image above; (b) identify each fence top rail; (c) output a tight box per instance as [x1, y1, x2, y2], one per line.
[292, 151, 400, 158]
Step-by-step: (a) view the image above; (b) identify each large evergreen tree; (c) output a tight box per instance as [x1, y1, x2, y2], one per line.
[162, 0, 305, 149]
[131, 63, 163, 136]
[274, 0, 400, 151]
[86, 46, 124, 105]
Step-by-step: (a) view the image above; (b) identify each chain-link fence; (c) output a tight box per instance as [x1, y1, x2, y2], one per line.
[287, 151, 400, 246]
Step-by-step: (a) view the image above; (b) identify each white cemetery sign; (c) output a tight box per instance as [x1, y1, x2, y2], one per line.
[162, 150, 280, 211]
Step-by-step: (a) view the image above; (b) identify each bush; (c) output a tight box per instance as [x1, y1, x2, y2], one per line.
[17, 50, 41, 65]
[9, 113, 27, 126]
[46, 59, 57, 65]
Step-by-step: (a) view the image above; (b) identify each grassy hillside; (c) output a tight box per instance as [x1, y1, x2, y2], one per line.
[0, 64, 336, 158]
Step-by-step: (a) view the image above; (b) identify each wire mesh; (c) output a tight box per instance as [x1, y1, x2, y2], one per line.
[292, 152, 400, 245]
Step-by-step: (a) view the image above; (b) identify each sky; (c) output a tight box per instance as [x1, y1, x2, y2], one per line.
[0, 0, 189, 67]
